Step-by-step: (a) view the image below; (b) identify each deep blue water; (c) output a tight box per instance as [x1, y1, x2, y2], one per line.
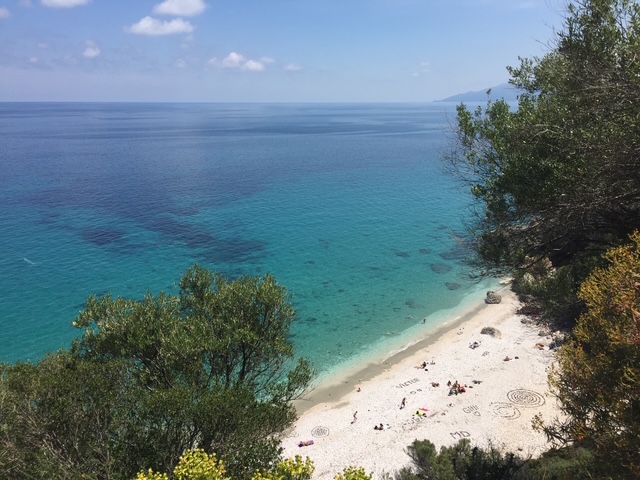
[0, 102, 489, 374]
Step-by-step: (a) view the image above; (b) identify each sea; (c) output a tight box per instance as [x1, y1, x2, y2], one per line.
[0, 102, 495, 378]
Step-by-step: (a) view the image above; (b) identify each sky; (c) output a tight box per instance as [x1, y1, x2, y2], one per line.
[0, 0, 568, 102]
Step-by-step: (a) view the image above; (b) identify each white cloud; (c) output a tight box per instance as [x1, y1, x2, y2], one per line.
[126, 16, 195, 36]
[83, 40, 100, 58]
[153, 0, 206, 17]
[284, 63, 302, 72]
[412, 62, 430, 78]
[175, 58, 187, 68]
[41, 0, 91, 8]
[221, 51, 244, 67]
[208, 52, 267, 72]
[260, 56, 275, 64]
[243, 60, 264, 72]
[0, 7, 11, 18]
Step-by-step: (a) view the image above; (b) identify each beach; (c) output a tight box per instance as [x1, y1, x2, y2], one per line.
[283, 287, 561, 478]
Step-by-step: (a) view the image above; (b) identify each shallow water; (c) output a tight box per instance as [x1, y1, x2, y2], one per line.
[0, 102, 484, 373]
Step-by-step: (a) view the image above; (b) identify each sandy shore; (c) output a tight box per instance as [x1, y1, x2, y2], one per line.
[282, 287, 561, 478]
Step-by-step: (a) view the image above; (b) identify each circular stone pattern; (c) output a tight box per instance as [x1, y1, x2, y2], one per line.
[491, 402, 521, 420]
[311, 426, 330, 438]
[506, 389, 546, 408]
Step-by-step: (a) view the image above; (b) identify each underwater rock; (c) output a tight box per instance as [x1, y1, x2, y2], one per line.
[440, 246, 466, 261]
[431, 263, 452, 274]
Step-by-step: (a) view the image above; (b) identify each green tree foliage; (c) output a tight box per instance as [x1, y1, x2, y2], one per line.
[521, 446, 595, 480]
[333, 467, 373, 480]
[0, 265, 313, 480]
[0, 352, 130, 479]
[395, 439, 527, 480]
[251, 456, 316, 480]
[542, 232, 640, 478]
[395, 439, 598, 480]
[445, 0, 640, 320]
[137, 451, 366, 480]
[137, 449, 230, 480]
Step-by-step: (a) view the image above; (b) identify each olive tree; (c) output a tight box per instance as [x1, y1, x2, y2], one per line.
[541, 232, 640, 478]
[0, 265, 313, 480]
[445, 0, 640, 320]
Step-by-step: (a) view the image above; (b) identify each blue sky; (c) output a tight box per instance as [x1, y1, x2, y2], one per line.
[0, 0, 567, 102]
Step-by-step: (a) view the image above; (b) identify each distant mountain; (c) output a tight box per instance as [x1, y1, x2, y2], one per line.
[435, 83, 520, 103]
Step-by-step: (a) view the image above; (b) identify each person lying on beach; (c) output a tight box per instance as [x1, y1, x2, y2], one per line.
[373, 423, 384, 430]
[448, 381, 466, 395]
[431, 382, 440, 387]
[298, 440, 314, 447]
[400, 397, 407, 409]
[469, 341, 480, 349]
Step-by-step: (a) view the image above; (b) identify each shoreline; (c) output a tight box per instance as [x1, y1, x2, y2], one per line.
[283, 287, 561, 479]
[293, 295, 492, 416]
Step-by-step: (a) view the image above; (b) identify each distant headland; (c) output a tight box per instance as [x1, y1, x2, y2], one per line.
[435, 82, 520, 103]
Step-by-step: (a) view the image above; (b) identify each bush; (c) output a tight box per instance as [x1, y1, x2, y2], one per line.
[397, 439, 527, 480]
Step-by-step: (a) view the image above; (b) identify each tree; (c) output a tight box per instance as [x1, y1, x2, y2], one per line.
[395, 439, 527, 480]
[0, 265, 313, 480]
[445, 0, 640, 320]
[333, 467, 373, 480]
[0, 352, 130, 479]
[541, 231, 640, 478]
[136, 450, 372, 480]
[136, 449, 230, 480]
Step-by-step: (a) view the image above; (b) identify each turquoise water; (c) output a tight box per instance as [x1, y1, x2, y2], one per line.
[0, 102, 487, 373]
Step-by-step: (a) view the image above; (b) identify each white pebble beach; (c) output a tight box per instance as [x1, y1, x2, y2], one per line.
[282, 287, 562, 479]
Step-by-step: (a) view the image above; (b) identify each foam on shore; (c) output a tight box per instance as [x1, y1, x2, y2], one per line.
[284, 288, 561, 479]
[294, 280, 501, 415]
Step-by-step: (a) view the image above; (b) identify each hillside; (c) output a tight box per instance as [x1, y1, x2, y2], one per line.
[435, 83, 520, 102]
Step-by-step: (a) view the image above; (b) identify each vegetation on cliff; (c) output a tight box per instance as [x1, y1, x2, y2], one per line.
[0, 265, 313, 480]
[444, 0, 640, 477]
[446, 0, 640, 322]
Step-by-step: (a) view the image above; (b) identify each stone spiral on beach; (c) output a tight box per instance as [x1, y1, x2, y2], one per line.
[311, 426, 330, 438]
[506, 389, 545, 408]
[491, 402, 521, 420]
